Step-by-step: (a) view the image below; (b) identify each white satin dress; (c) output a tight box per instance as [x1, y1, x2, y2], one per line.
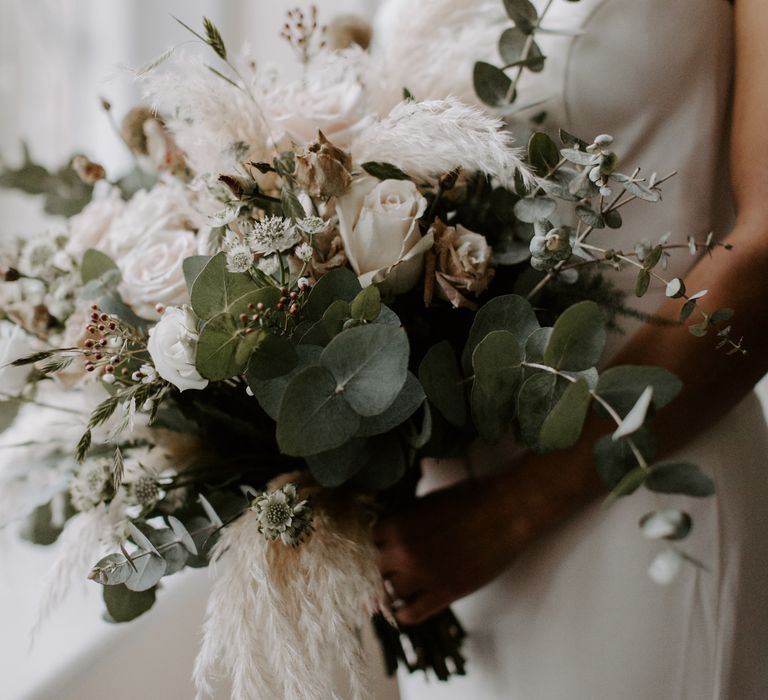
[376, 1, 768, 699]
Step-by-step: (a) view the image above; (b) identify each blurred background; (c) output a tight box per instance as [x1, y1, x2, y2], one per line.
[0, 2, 380, 699]
[1, 2, 765, 699]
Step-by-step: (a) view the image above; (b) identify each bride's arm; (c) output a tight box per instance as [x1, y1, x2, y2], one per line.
[375, 0, 768, 625]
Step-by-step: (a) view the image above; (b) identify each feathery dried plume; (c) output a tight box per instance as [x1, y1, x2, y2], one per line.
[139, 53, 271, 176]
[352, 98, 534, 188]
[369, 0, 506, 113]
[29, 505, 114, 643]
[194, 488, 386, 700]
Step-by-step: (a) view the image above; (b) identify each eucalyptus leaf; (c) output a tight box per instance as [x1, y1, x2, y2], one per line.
[464, 294, 539, 372]
[517, 371, 569, 448]
[593, 428, 656, 490]
[276, 365, 361, 456]
[473, 61, 513, 107]
[361, 162, 410, 181]
[124, 551, 167, 592]
[349, 432, 408, 491]
[250, 345, 322, 420]
[303, 267, 362, 321]
[244, 331, 298, 381]
[503, 0, 538, 34]
[281, 187, 306, 221]
[524, 327, 553, 363]
[499, 28, 544, 72]
[646, 462, 715, 497]
[103, 584, 156, 623]
[419, 341, 468, 427]
[306, 439, 366, 487]
[544, 301, 606, 371]
[357, 372, 425, 437]
[191, 252, 276, 320]
[538, 378, 591, 451]
[183, 255, 211, 294]
[595, 366, 681, 419]
[320, 324, 409, 417]
[147, 528, 187, 575]
[80, 249, 119, 285]
[513, 196, 557, 224]
[196, 312, 245, 381]
[168, 516, 198, 555]
[612, 386, 654, 440]
[89, 552, 133, 586]
[350, 286, 382, 322]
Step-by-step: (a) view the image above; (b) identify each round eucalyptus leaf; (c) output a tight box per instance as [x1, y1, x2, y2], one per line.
[473, 61, 513, 107]
[499, 28, 544, 71]
[595, 365, 682, 418]
[524, 327, 553, 363]
[182, 255, 211, 294]
[196, 312, 244, 381]
[593, 428, 657, 490]
[503, 0, 538, 33]
[350, 286, 382, 322]
[250, 345, 322, 420]
[513, 196, 557, 224]
[90, 552, 133, 586]
[276, 365, 361, 456]
[419, 341, 467, 427]
[147, 527, 188, 576]
[349, 432, 408, 491]
[464, 294, 539, 372]
[538, 378, 591, 452]
[302, 267, 362, 321]
[544, 301, 606, 371]
[356, 372, 425, 437]
[124, 551, 167, 592]
[306, 439, 366, 487]
[527, 132, 561, 177]
[245, 331, 298, 381]
[320, 324, 409, 417]
[646, 462, 715, 498]
[516, 371, 569, 449]
[191, 252, 277, 320]
[103, 584, 157, 623]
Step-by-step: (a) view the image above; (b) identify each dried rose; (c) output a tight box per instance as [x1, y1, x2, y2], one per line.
[294, 131, 353, 199]
[425, 219, 494, 310]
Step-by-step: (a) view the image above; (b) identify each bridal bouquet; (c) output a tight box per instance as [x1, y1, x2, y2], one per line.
[0, 3, 742, 698]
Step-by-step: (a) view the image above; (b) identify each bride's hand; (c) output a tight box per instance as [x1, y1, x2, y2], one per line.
[373, 475, 529, 625]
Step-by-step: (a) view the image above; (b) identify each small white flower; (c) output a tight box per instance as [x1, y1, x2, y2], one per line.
[294, 242, 314, 263]
[257, 255, 281, 277]
[247, 216, 300, 254]
[640, 510, 687, 540]
[225, 238, 254, 273]
[250, 482, 313, 546]
[139, 364, 158, 383]
[296, 216, 328, 236]
[297, 277, 311, 290]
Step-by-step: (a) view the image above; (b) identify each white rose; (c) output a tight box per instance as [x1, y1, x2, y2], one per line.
[0, 321, 34, 396]
[454, 226, 492, 277]
[65, 189, 125, 259]
[118, 229, 198, 319]
[267, 78, 368, 148]
[103, 182, 200, 259]
[336, 177, 432, 295]
[147, 306, 208, 392]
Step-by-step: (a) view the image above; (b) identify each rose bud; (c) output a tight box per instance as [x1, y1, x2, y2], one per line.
[294, 131, 353, 199]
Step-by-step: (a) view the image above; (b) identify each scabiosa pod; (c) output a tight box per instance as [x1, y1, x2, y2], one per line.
[250, 482, 313, 546]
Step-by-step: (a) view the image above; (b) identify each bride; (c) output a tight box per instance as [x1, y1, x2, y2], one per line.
[372, 0, 768, 698]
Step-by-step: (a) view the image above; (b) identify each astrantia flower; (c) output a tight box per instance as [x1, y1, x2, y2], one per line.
[247, 216, 300, 254]
[224, 234, 254, 273]
[294, 242, 314, 263]
[296, 216, 329, 237]
[70, 461, 114, 511]
[250, 483, 313, 546]
[128, 475, 162, 508]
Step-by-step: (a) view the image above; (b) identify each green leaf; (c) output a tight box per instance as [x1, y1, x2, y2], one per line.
[473, 61, 513, 107]
[517, 371, 569, 448]
[183, 255, 211, 294]
[196, 313, 245, 381]
[503, 0, 538, 34]
[643, 245, 663, 270]
[593, 428, 656, 490]
[610, 466, 648, 498]
[604, 209, 622, 229]
[349, 432, 408, 491]
[357, 372, 425, 437]
[168, 516, 198, 555]
[680, 299, 697, 322]
[191, 252, 276, 320]
[611, 172, 660, 202]
[281, 187, 306, 221]
[513, 196, 556, 223]
[147, 528, 188, 576]
[276, 365, 361, 456]
[250, 345, 321, 420]
[19, 501, 65, 545]
[419, 341, 467, 427]
[320, 324, 409, 417]
[306, 439, 366, 487]
[635, 269, 651, 297]
[544, 301, 606, 371]
[89, 553, 133, 585]
[471, 330, 523, 443]
[499, 28, 545, 72]
[124, 550, 167, 592]
[595, 366, 681, 419]
[361, 162, 410, 181]
[103, 584, 156, 623]
[524, 327, 553, 363]
[80, 249, 119, 285]
[612, 386, 654, 440]
[464, 294, 539, 372]
[646, 462, 715, 497]
[575, 205, 605, 229]
[244, 331, 298, 381]
[538, 378, 591, 451]
[350, 286, 381, 322]
[303, 267, 362, 321]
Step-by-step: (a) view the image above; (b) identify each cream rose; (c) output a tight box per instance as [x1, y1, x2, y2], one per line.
[118, 229, 198, 319]
[147, 306, 208, 392]
[336, 177, 432, 295]
[65, 190, 125, 259]
[0, 321, 34, 396]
